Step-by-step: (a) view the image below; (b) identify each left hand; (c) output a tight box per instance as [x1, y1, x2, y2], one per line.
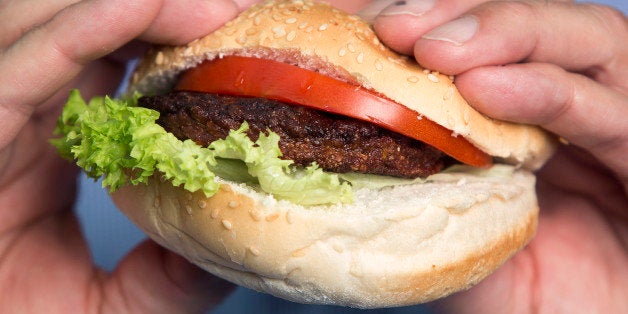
[0, 0, 254, 313]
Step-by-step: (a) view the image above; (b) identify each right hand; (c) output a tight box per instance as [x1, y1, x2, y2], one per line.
[362, 0, 628, 312]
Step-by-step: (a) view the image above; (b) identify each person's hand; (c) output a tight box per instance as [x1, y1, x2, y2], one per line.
[0, 0, 262, 313]
[363, 0, 628, 312]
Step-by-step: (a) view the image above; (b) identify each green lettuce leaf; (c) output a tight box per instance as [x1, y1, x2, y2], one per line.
[51, 90, 352, 205]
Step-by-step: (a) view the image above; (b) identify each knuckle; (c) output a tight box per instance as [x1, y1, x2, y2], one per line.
[581, 3, 628, 43]
[584, 3, 627, 31]
[580, 3, 628, 85]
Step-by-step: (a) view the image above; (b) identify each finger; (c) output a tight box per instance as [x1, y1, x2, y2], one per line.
[326, 0, 372, 13]
[0, 0, 80, 48]
[0, 0, 240, 148]
[359, 0, 489, 54]
[0, 0, 160, 149]
[454, 62, 628, 184]
[415, 1, 628, 89]
[139, 0, 239, 45]
[102, 241, 234, 313]
[232, 0, 263, 11]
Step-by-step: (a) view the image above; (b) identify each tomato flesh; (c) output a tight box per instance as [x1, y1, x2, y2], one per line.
[175, 56, 492, 168]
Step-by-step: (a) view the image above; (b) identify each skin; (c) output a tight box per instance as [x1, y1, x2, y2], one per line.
[367, 0, 628, 312]
[0, 0, 625, 313]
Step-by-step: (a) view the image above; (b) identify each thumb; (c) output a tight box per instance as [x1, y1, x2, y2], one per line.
[101, 241, 234, 314]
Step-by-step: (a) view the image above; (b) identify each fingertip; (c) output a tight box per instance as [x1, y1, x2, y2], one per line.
[412, 15, 482, 75]
[140, 0, 240, 45]
[373, 15, 419, 55]
[369, 0, 441, 55]
[112, 240, 234, 313]
[162, 247, 235, 309]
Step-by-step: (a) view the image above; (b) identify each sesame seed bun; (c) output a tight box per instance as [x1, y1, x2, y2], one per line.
[112, 166, 538, 308]
[114, 0, 554, 307]
[128, 0, 556, 169]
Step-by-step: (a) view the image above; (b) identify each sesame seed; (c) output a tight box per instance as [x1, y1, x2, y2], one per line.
[407, 76, 420, 83]
[298, 22, 308, 29]
[221, 220, 233, 230]
[463, 110, 470, 125]
[248, 246, 261, 256]
[286, 30, 296, 41]
[245, 27, 258, 36]
[224, 27, 237, 36]
[198, 200, 207, 209]
[291, 249, 306, 258]
[374, 59, 384, 71]
[155, 52, 164, 65]
[228, 201, 238, 209]
[206, 38, 222, 49]
[427, 73, 439, 83]
[356, 52, 364, 64]
[443, 88, 454, 101]
[185, 205, 193, 215]
[210, 208, 219, 219]
[318, 23, 328, 31]
[423, 69, 430, 74]
[272, 26, 286, 38]
[333, 243, 344, 253]
[249, 210, 262, 221]
[347, 43, 356, 53]
[266, 213, 279, 222]
[272, 14, 282, 21]
[236, 35, 247, 45]
[254, 16, 261, 26]
[285, 17, 297, 24]
[153, 197, 161, 208]
[338, 48, 347, 57]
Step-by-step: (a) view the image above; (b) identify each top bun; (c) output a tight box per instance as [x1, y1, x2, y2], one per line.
[128, 0, 555, 169]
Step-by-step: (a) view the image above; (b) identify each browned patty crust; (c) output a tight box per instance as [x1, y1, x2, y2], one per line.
[139, 91, 447, 178]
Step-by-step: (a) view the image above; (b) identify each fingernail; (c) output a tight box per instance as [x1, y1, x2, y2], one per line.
[358, 0, 436, 23]
[380, 0, 437, 17]
[422, 15, 479, 45]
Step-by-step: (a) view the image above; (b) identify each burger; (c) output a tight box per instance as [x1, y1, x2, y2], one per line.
[53, 0, 555, 308]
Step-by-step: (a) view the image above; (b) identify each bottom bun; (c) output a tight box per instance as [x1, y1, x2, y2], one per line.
[111, 165, 538, 308]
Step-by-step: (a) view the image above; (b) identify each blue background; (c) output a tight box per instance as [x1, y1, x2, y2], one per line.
[74, 1, 627, 313]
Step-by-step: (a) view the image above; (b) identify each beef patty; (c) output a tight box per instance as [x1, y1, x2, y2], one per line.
[139, 91, 446, 178]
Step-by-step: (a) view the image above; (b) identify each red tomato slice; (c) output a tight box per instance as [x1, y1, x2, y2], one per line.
[175, 56, 492, 168]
